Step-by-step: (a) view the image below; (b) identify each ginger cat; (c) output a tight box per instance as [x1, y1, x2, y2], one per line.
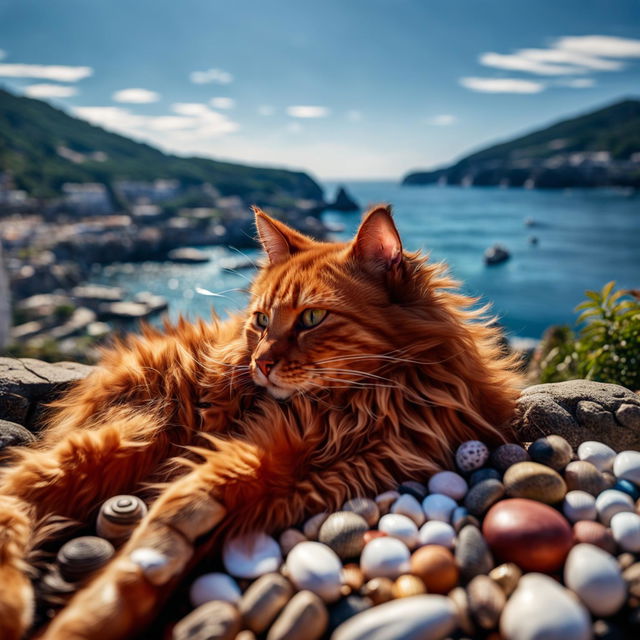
[0, 206, 521, 639]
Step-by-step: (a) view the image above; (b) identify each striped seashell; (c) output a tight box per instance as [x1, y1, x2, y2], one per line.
[57, 536, 114, 582]
[96, 495, 147, 544]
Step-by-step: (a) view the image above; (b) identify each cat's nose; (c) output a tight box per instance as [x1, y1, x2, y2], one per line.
[256, 359, 276, 378]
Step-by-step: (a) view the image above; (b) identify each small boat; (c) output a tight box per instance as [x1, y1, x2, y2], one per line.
[484, 244, 511, 265]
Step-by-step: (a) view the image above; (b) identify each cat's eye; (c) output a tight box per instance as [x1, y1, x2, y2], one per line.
[254, 312, 269, 329]
[300, 308, 328, 329]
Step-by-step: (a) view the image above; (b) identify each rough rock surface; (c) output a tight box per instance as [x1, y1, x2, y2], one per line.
[514, 380, 640, 450]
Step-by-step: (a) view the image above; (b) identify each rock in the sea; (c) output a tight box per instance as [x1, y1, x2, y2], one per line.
[428, 471, 468, 501]
[342, 498, 379, 528]
[490, 444, 529, 473]
[360, 536, 410, 580]
[286, 541, 342, 603]
[328, 186, 360, 212]
[595, 489, 635, 526]
[577, 441, 616, 472]
[391, 574, 427, 598]
[96, 495, 147, 545]
[564, 460, 608, 496]
[410, 545, 459, 594]
[331, 594, 457, 640]
[500, 573, 591, 640]
[562, 490, 597, 523]
[390, 493, 425, 526]
[0, 418, 35, 454]
[489, 562, 522, 597]
[239, 572, 294, 633]
[503, 462, 566, 504]
[466, 574, 506, 630]
[613, 450, 640, 485]
[279, 529, 307, 556]
[528, 435, 573, 471]
[456, 440, 490, 473]
[378, 514, 419, 549]
[455, 525, 494, 583]
[57, 536, 114, 582]
[610, 511, 640, 552]
[464, 479, 505, 517]
[190, 573, 241, 607]
[173, 600, 241, 640]
[417, 521, 456, 549]
[222, 533, 282, 579]
[319, 512, 369, 560]
[573, 520, 616, 554]
[482, 498, 572, 572]
[564, 543, 627, 617]
[422, 494, 457, 523]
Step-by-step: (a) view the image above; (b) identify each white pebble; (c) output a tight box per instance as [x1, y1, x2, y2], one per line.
[428, 471, 468, 501]
[595, 489, 634, 526]
[222, 532, 282, 579]
[562, 491, 597, 523]
[613, 450, 640, 485]
[418, 521, 456, 549]
[378, 513, 420, 549]
[189, 572, 241, 607]
[456, 441, 489, 473]
[285, 541, 342, 603]
[390, 494, 425, 526]
[610, 511, 640, 552]
[577, 441, 616, 472]
[360, 536, 410, 580]
[422, 493, 457, 523]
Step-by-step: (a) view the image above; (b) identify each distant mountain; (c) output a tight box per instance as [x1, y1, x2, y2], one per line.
[403, 99, 640, 189]
[0, 87, 323, 202]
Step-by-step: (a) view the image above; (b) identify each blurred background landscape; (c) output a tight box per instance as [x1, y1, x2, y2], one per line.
[0, 0, 638, 383]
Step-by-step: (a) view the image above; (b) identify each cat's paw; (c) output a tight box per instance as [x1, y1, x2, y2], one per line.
[513, 379, 640, 448]
[0, 565, 34, 640]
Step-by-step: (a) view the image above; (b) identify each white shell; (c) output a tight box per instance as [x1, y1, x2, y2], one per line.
[390, 494, 425, 526]
[189, 572, 241, 607]
[428, 471, 468, 501]
[421, 493, 457, 523]
[418, 521, 456, 549]
[562, 490, 597, 523]
[595, 489, 634, 526]
[222, 532, 282, 579]
[577, 441, 616, 472]
[378, 513, 420, 549]
[564, 543, 626, 617]
[360, 536, 410, 580]
[285, 541, 342, 603]
[610, 511, 640, 552]
[613, 450, 640, 485]
[501, 573, 591, 640]
[455, 441, 489, 473]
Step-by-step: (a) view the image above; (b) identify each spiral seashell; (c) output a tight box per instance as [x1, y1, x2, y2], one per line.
[96, 495, 147, 544]
[57, 536, 114, 582]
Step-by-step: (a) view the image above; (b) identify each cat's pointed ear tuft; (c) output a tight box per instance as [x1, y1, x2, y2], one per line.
[252, 206, 313, 265]
[353, 205, 403, 270]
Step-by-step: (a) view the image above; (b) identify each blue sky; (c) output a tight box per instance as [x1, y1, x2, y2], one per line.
[0, 0, 639, 179]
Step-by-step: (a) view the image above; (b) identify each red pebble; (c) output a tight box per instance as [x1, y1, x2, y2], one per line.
[363, 530, 388, 544]
[482, 498, 573, 572]
[573, 520, 617, 554]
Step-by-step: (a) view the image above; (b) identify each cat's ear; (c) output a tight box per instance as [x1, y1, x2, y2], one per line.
[252, 206, 314, 264]
[352, 205, 403, 270]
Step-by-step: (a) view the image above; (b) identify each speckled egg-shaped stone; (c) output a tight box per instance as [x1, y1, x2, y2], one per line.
[410, 545, 459, 594]
[173, 600, 241, 640]
[503, 462, 566, 504]
[467, 574, 506, 630]
[482, 499, 572, 572]
[378, 513, 419, 549]
[595, 489, 635, 526]
[610, 511, 640, 552]
[286, 541, 342, 603]
[464, 479, 505, 517]
[318, 512, 369, 560]
[57, 536, 114, 583]
[613, 450, 640, 485]
[343, 498, 379, 528]
[417, 521, 456, 549]
[490, 444, 530, 473]
[564, 543, 627, 617]
[577, 441, 616, 472]
[428, 471, 468, 501]
[564, 460, 607, 496]
[562, 490, 597, 523]
[190, 572, 241, 607]
[266, 590, 328, 640]
[572, 520, 616, 554]
[279, 529, 307, 556]
[222, 533, 282, 579]
[421, 494, 457, 523]
[360, 536, 411, 580]
[391, 493, 425, 527]
[528, 435, 573, 471]
[456, 441, 490, 473]
[239, 573, 294, 633]
[454, 525, 494, 583]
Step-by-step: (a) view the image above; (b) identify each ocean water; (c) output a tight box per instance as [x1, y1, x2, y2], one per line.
[93, 183, 640, 340]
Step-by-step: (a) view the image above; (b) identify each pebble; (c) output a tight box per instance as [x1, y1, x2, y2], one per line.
[391, 574, 427, 598]
[448, 586, 475, 635]
[342, 498, 379, 528]
[96, 495, 147, 546]
[564, 543, 627, 617]
[456, 440, 490, 473]
[331, 594, 457, 640]
[613, 450, 640, 485]
[503, 462, 567, 504]
[398, 481, 428, 501]
[469, 467, 501, 486]
[56, 536, 114, 582]
[279, 529, 307, 556]
[318, 512, 369, 560]
[361, 577, 394, 605]
[500, 573, 591, 640]
[266, 590, 328, 640]
[466, 574, 506, 630]
[360, 536, 410, 580]
[375, 491, 400, 516]
[623, 562, 640, 599]
[490, 444, 530, 473]
[451, 506, 479, 532]
[612, 478, 640, 500]
[421, 494, 457, 523]
[427, 471, 468, 501]
[285, 541, 342, 603]
[340, 564, 364, 593]
[378, 514, 419, 549]
[482, 499, 572, 572]
[417, 521, 456, 549]
[610, 511, 640, 552]
[222, 533, 282, 579]
[173, 600, 242, 640]
[564, 460, 607, 496]
[528, 435, 573, 471]
[303, 513, 329, 540]
[577, 441, 616, 472]
[595, 489, 634, 526]
[410, 545, 459, 594]
[239, 573, 294, 633]
[390, 493, 425, 526]
[189, 573, 241, 607]
[454, 525, 493, 583]
[562, 490, 597, 523]
[362, 530, 386, 544]
[327, 595, 373, 632]
[489, 563, 522, 597]
[573, 520, 617, 554]
[464, 479, 505, 517]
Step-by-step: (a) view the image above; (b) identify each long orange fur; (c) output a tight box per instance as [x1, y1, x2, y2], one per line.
[0, 205, 522, 639]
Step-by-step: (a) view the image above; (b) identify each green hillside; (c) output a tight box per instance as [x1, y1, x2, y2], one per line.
[0, 87, 323, 201]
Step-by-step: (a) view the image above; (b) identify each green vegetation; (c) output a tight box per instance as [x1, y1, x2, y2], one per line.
[0, 87, 322, 201]
[539, 282, 640, 390]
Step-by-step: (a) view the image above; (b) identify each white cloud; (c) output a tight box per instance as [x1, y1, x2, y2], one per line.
[189, 68, 233, 84]
[286, 105, 330, 118]
[518, 48, 622, 71]
[346, 109, 362, 122]
[0, 63, 92, 82]
[257, 105, 275, 116]
[460, 77, 545, 94]
[480, 52, 585, 75]
[172, 102, 212, 117]
[557, 77, 596, 89]
[210, 97, 235, 110]
[426, 114, 457, 126]
[112, 88, 160, 104]
[24, 83, 78, 98]
[555, 35, 640, 58]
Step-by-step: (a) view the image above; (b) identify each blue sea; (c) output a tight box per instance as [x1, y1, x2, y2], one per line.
[93, 183, 640, 341]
